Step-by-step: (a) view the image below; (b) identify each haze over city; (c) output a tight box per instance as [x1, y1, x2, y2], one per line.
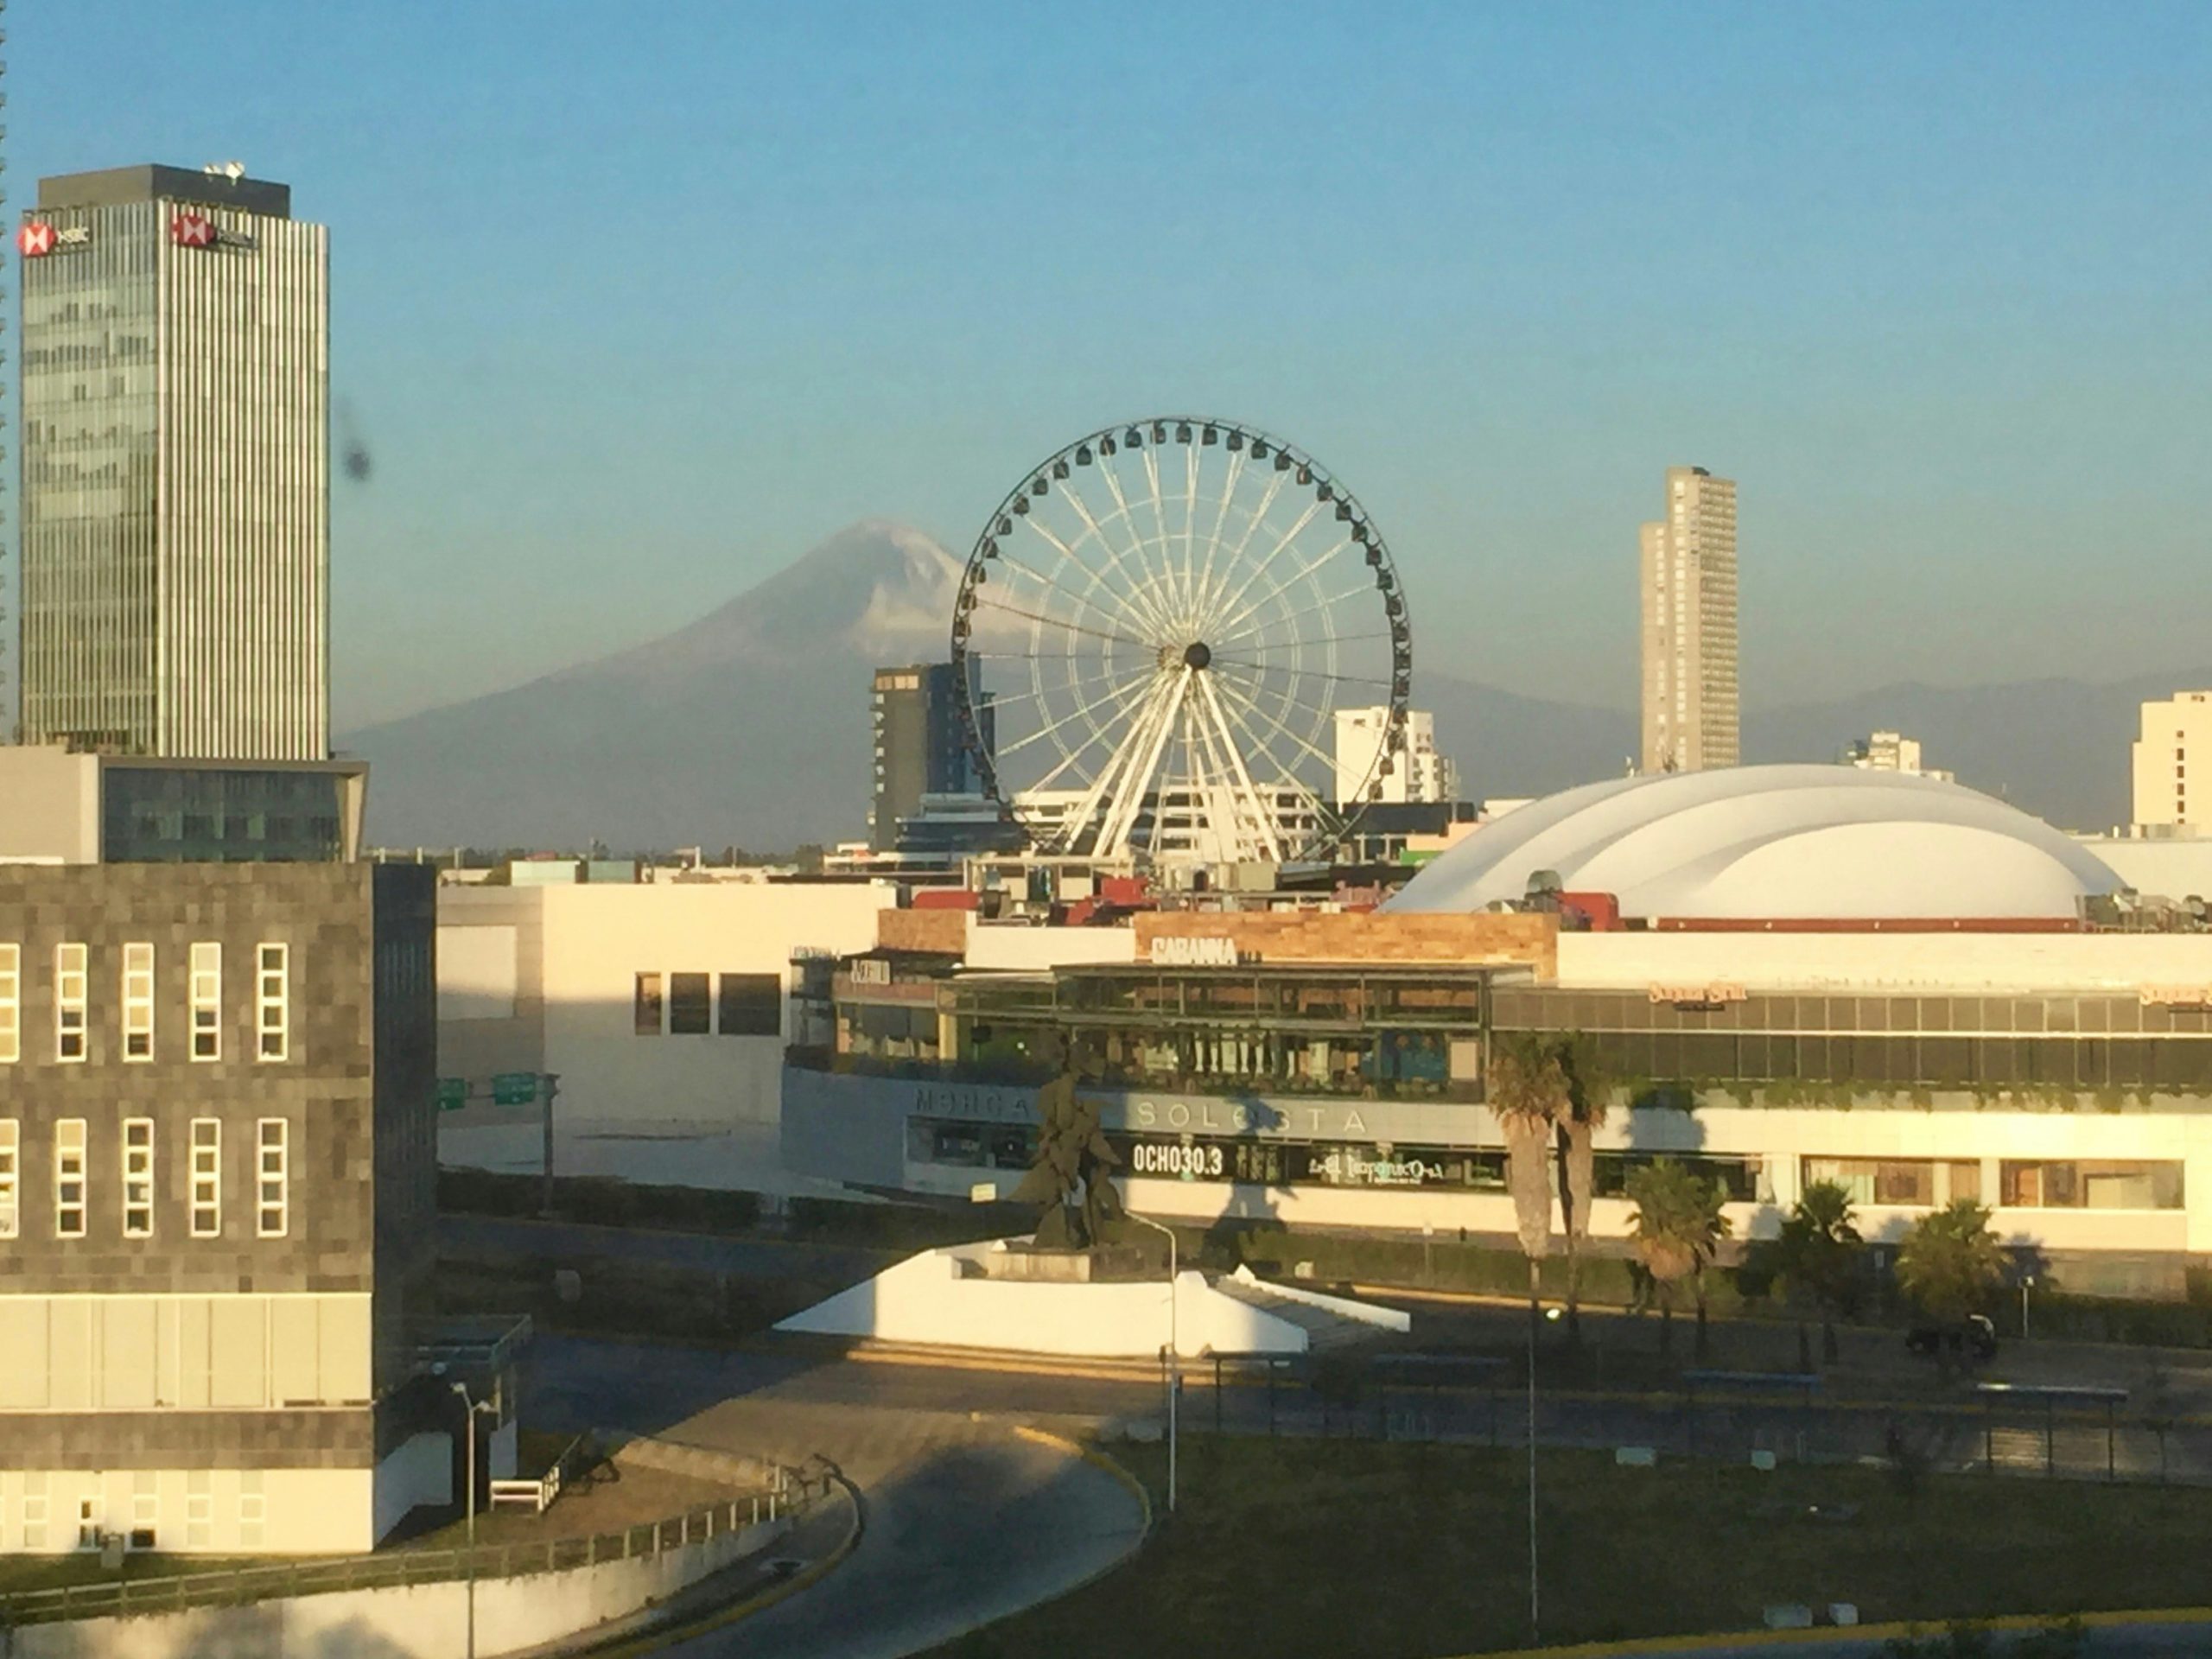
[12, 1, 2211, 743]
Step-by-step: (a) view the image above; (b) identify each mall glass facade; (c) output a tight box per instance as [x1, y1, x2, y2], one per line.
[99, 766, 346, 862]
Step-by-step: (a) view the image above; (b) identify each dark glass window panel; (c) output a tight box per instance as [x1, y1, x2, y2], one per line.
[633, 974, 663, 1036]
[717, 973, 783, 1036]
[669, 973, 712, 1035]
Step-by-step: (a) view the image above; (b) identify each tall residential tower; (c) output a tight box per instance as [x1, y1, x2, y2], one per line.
[1639, 465, 1738, 774]
[17, 164, 329, 760]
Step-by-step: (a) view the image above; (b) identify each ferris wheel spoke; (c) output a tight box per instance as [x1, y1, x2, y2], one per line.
[1085, 672, 1182, 859]
[1209, 661, 1344, 779]
[1029, 681, 1160, 794]
[1215, 582, 1375, 652]
[1213, 536, 1353, 641]
[1180, 442, 1203, 625]
[1203, 499, 1326, 633]
[1137, 446, 1182, 630]
[1207, 678, 1336, 836]
[1210, 657, 1399, 690]
[1217, 629, 1396, 652]
[972, 593, 1154, 651]
[1190, 450, 1246, 626]
[993, 666, 1157, 761]
[1052, 480, 1177, 639]
[995, 543, 1161, 644]
[1195, 670, 1287, 861]
[1193, 467, 1286, 622]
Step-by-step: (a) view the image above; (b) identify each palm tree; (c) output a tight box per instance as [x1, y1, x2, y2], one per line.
[1552, 1034, 1611, 1343]
[1625, 1159, 1732, 1358]
[1898, 1199, 2005, 1364]
[1765, 1180, 1864, 1365]
[1487, 1032, 1562, 1319]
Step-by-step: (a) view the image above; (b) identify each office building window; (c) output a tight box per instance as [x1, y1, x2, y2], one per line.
[1999, 1160, 2183, 1211]
[0, 1121, 16, 1239]
[718, 973, 784, 1036]
[190, 1119, 222, 1236]
[78, 1497, 99, 1549]
[633, 973, 664, 1036]
[123, 1119, 155, 1237]
[1803, 1155, 1935, 1207]
[257, 944, 289, 1061]
[131, 1474, 158, 1550]
[238, 1474, 265, 1549]
[57, 943, 88, 1062]
[257, 1119, 289, 1236]
[669, 972, 711, 1034]
[22, 1477, 48, 1551]
[185, 1476, 213, 1549]
[0, 943, 18, 1064]
[190, 943, 222, 1060]
[123, 943, 155, 1060]
[55, 1120, 86, 1237]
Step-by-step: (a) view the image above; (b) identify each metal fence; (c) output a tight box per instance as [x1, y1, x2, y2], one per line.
[1173, 1355, 2212, 1488]
[0, 1465, 825, 1630]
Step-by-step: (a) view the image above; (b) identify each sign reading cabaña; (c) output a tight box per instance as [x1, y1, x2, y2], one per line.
[1148, 934, 1244, 967]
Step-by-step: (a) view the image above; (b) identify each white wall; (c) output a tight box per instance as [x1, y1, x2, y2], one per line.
[964, 924, 1138, 971]
[1558, 929, 2212, 992]
[777, 1249, 1309, 1357]
[0, 1467, 377, 1557]
[9, 1511, 792, 1659]
[437, 882, 894, 1168]
[0, 1294, 370, 1412]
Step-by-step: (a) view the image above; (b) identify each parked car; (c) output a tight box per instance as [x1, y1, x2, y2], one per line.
[1904, 1313, 1999, 1362]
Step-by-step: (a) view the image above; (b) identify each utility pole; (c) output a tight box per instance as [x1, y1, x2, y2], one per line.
[1128, 1212, 1179, 1514]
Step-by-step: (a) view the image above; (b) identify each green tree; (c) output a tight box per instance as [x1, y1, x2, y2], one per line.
[1488, 1033, 1562, 1321]
[1897, 1198, 2005, 1333]
[1625, 1159, 1732, 1358]
[1765, 1179, 1864, 1365]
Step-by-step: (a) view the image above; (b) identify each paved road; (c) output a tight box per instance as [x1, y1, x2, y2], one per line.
[529, 1338, 1147, 1659]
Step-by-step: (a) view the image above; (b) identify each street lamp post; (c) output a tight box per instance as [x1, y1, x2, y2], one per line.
[1528, 1295, 1561, 1644]
[1128, 1212, 1179, 1515]
[449, 1380, 499, 1659]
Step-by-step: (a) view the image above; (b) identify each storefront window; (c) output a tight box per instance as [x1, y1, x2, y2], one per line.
[1999, 1160, 2183, 1210]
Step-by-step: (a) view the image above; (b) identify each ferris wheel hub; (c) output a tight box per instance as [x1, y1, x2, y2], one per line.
[1182, 641, 1212, 671]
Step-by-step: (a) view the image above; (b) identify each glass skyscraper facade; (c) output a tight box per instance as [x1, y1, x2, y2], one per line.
[18, 165, 329, 760]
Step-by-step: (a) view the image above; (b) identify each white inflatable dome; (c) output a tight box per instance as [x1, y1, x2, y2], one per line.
[1384, 765, 2121, 923]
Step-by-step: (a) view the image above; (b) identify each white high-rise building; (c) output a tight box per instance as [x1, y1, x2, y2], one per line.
[1639, 466, 1738, 774]
[18, 164, 329, 760]
[2132, 692, 2212, 836]
[1334, 706, 1455, 805]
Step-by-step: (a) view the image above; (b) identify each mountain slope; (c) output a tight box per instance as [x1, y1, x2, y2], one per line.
[344, 520, 963, 851]
[346, 519, 2196, 848]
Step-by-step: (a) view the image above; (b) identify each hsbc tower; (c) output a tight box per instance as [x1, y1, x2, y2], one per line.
[16, 165, 329, 760]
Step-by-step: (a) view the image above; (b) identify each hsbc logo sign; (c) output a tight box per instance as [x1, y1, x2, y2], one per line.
[17, 222, 91, 257]
[169, 212, 257, 252]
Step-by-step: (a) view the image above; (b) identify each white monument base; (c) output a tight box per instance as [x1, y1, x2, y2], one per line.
[774, 1238, 1408, 1358]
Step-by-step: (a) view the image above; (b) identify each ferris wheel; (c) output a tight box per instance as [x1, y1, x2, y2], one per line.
[950, 417, 1413, 866]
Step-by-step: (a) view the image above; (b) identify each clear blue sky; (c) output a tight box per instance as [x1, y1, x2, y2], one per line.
[16, 1, 2212, 726]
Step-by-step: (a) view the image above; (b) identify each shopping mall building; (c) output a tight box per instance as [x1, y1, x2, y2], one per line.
[784, 768, 2212, 1295]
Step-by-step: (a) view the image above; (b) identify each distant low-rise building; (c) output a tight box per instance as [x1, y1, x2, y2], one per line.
[2132, 691, 2212, 837]
[1842, 729, 1954, 785]
[1334, 706, 1455, 805]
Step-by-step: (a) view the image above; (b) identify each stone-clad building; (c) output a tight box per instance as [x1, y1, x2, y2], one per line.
[0, 862, 448, 1554]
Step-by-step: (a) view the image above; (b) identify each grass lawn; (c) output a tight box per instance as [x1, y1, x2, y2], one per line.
[932, 1438, 2212, 1659]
